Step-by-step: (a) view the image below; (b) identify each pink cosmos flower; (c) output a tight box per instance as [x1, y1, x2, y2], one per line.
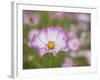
[29, 27, 69, 56]
[23, 14, 40, 25]
[67, 32, 80, 52]
[76, 13, 90, 22]
[62, 58, 74, 67]
[68, 38, 80, 52]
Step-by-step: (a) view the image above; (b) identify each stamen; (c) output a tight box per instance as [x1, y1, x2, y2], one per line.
[48, 41, 55, 49]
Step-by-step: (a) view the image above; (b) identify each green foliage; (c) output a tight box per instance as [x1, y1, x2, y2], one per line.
[38, 12, 49, 29]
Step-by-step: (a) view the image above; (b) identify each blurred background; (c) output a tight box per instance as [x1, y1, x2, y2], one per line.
[23, 10, 91, 69]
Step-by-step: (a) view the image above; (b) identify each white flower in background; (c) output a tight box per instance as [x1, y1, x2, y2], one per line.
[29, 27, 69, 56]
[62, 58, 74, 67]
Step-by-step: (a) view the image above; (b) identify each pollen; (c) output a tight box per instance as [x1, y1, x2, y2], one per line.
[48, 41, 55, 49]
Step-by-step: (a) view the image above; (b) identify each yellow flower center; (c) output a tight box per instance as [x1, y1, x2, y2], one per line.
[48, 41, 55, 49]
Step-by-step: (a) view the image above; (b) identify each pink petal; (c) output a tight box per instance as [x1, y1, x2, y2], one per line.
[31, 37, 47, 49]
[38, 28, 48, 44]
[62, 58, 74, 67]
[38, 48, 48, 56]
[68, 38, 80, 52]
[55, 29, 67, 50]
[47, 27, 58, 41]
[28, 29, 39, 40]
[61, 45, 69, 52]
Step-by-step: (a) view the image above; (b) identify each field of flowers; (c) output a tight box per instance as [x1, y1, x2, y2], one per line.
[23, 10, 91, 69]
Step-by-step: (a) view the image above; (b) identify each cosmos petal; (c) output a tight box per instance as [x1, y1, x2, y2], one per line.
[38, 48, 48, 56]
[61, 45, 69, 52]
[38, 28, 48, 44]
[47, 27, 58, 41]
[31, 37, 46, 49]
[55, 30, 67, 49]
[53, 44, 61, 54]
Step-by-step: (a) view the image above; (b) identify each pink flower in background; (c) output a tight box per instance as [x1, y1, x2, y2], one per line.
[68, 38, 80, 52]
[49, 12, 68, 19]
[23, 14, 40, 25]
[62, 58, 74, 67]
[29, 27, 69, 56]
[28, 29, 39, 47]
[67, 32, 80, 52]
[67, 32, 77, 39]
[76, 14, 90, 22]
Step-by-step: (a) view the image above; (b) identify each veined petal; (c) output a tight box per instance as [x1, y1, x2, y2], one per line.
[57, 28, 67, 41]
[47, 27, 58, 41]
[55, 30, 67, 49]
[55, 38, 67, 51]
[53, 44, 61, 54]
[38, 28, 48, 44]
[38, 48, 48, 56]
[31, 37, 47, 49]
[61, 45, 69, 52]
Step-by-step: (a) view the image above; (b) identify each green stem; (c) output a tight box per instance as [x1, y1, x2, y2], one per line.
[48, 53, 52, 67]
